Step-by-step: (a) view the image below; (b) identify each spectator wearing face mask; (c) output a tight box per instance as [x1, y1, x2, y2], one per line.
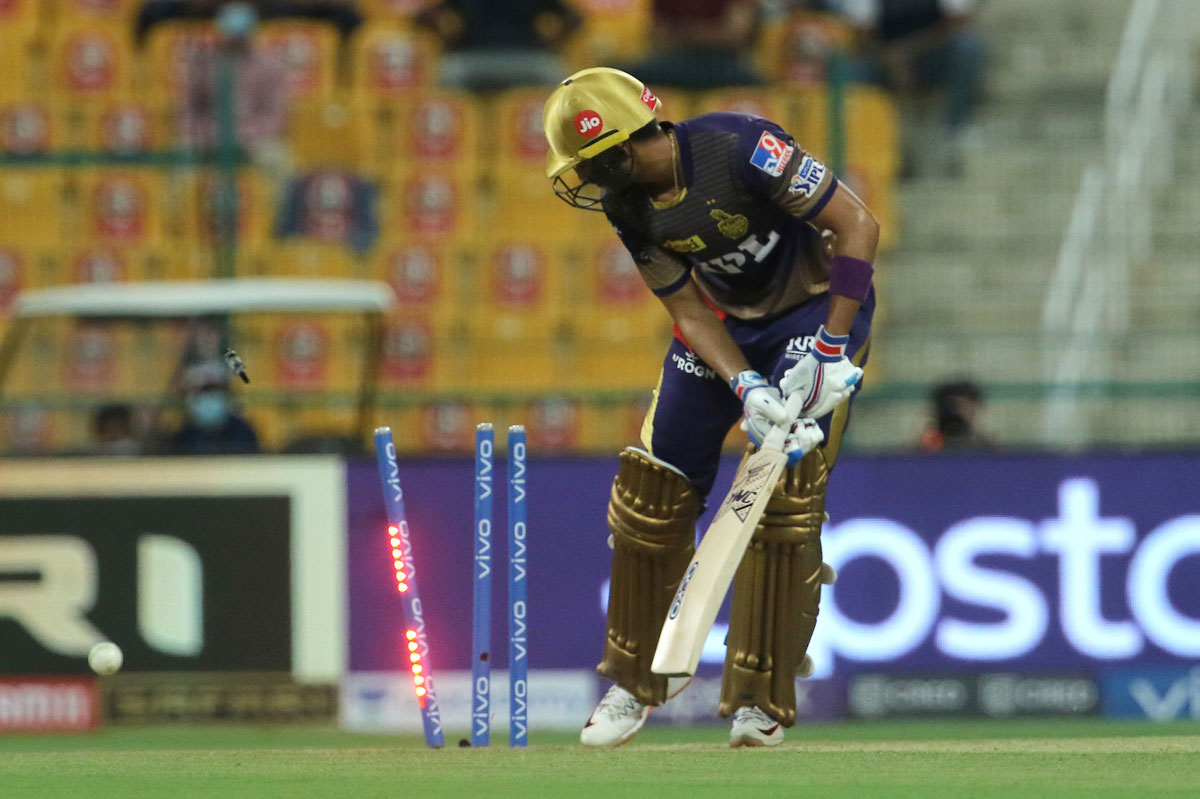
[170, 361, 260, 455]
[91, 403, 143, 456]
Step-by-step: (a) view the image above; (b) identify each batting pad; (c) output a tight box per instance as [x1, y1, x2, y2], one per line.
[599, 447, 700, 706]
[718, 447, 830, 726]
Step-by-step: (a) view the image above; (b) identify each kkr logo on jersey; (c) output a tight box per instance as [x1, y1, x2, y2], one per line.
[789, 155, 827, 198]
[710, 209, 748, 240]
[663, 235, 706, 253]
[749, 131, 794, 177]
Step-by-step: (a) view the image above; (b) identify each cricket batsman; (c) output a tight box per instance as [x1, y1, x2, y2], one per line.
[542, 68, 879, 747]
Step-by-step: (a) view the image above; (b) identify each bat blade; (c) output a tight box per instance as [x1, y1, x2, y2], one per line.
[650, 446, 788, 677]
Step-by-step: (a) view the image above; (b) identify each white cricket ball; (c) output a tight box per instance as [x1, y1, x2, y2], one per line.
[88, 641, 123, 676]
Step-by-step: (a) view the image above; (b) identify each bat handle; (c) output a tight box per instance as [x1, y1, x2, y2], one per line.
[762, 392, 806, 452]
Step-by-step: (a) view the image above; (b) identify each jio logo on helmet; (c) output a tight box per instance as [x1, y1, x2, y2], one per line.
[574, 110, 603, 138]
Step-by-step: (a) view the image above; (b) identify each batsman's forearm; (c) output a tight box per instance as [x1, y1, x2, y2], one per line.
[824, 294, 861, 338]
[675, 308, 751, 383]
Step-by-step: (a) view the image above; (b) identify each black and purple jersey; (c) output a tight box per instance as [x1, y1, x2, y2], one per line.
[602, 112, 839, 320]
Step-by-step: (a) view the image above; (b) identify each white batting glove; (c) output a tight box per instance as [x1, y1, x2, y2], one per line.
[780, 326, 863, 420]
[739, 416, 824, 465]
[731, 369, 790, 431]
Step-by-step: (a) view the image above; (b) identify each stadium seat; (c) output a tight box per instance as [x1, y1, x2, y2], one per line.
[289, 98, 377, 170]
[412, 400, 477, 454]
[63, 244, 143, 284]
[0, 36, 31, 102]
[79, 97, 172, 155]
[384, 170, 475, 241]
[693, 88, 791, 128]
[53, 0, 140, 26]
[757, 11, 856, 88]
[469, 239, 565, 341]
[350, 24, 439, 100]
[76, 169, 165, 247]
[390, 90, 481, 174]
[564, 0, 650, 68]
[246, 242, 363, 280]
[782, 86, 831, 160]
[50, 25, 134, 99]
[0, 0, 38, 43]
[566, 336, 666, 391]
[463, 336, 562, 392]
[492, 88, 554, 173]
[142, 21, 220, 100]
[370, 241, 464, 333]
[358, 0, 435, 23]
[379, 317, 456, 390]
[565, 237, 672, 342]
[0, 245, 33, 313]
[255, 20, 340, 101]
[846, 86, 900, 182]
[253, 315, 346, 393]
[60, 321, 135, 394]
[0, 100, 66, 156]
[0, 170, 68, 247]
[515, 396, 589, 452]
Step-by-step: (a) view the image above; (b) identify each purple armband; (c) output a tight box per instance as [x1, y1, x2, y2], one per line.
[828, 255, 874, 301]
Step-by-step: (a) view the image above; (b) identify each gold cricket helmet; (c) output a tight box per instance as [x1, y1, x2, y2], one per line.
[543, 67, 661, 209]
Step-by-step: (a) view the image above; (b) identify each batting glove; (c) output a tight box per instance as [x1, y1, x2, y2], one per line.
[739, 416, 825, 465]
[780, 326, 863, 420]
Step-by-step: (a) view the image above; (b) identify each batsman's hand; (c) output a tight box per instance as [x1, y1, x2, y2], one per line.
[740, 416, 824, 465]
[732, 369, 790, 430]
[780, 326, 863, 420]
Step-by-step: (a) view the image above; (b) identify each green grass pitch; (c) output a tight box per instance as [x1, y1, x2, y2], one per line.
[2, 719, 1197, 798]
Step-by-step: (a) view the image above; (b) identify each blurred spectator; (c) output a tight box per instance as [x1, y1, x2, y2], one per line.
[170, 360, 260, 455]
[825, 0, 985, 173]
[92, 403, 142, 456]
[415, 0, 582, 92]
[625, 0, 765, 89]
[136, 0, 363, 44]
[919, 378, 996, 452]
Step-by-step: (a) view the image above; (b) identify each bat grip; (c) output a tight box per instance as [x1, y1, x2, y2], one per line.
[762, 391, 806, 452]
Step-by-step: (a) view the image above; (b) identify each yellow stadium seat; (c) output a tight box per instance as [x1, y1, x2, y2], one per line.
[564, 0, 650, 67]
[512, 396, 590, 453]
[492, 88, 553, 172]
[757, 11, 855, 88]
[50, 25, 134, 99]
[410, 400, 479, 455]
[846, 85, 900, 180]
[246, 242, 364, 279]
[390, 90, 481, 173]
[693, 87, 791, 127]
[369, 241, 464, 332]
[350, 24, 439, 100]
[79, 97, 172, 155]
[566, 337, 665, 391]
[289, 98, 376, 170]
[385, 170, 476, 241]
[54, 0, 140, 26]
[358, 0, 435, 23]
[464, 336, 561, 392]
[247, 315, 350, 393]
[379, 317, 458, 390]
[0, 170, 68, 247]
[782, 86, 830, 160]
[0, 100, 67, 156]
[179, 170, 275, 248]
[256, 20, 340, 101]
[489, 170, 584, 242]
[61, 244, 145, 285]
[0, 36, 31, 102]
[468, 239, 565, 341]
[142, 21, 220, 100]
[75, 169, 166, 247]
[0, 245, 38, 311]
[0, 0, 38, 43]
[59, 322, 136, 394]
[2, 407, 65, 455]
[565, 237, 672, 342]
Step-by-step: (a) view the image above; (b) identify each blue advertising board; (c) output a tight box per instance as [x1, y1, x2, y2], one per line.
[346, 452, 1200, 681]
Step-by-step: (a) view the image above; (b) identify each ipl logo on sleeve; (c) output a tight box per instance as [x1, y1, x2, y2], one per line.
[789, 155, 827, 198]
[749, 130, 794, 177]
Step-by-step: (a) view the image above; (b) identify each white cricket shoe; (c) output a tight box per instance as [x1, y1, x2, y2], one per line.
[581, 684, 651, 747]
[730, 706, 784, 748]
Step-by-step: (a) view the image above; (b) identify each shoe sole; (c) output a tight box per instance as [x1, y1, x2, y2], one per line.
[729, 735, 783, 749]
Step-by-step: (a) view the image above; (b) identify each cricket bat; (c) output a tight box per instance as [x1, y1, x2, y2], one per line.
[651, 394, 811, 677]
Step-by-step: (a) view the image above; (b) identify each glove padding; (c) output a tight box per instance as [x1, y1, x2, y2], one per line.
[740, 416, 825, 466]
[779, 325, 862, 419]
[732, 369, 790, 429]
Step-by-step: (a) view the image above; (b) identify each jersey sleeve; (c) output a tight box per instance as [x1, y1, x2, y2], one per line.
[604, 214, 692, 297]
[733, 119, 838, 222]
